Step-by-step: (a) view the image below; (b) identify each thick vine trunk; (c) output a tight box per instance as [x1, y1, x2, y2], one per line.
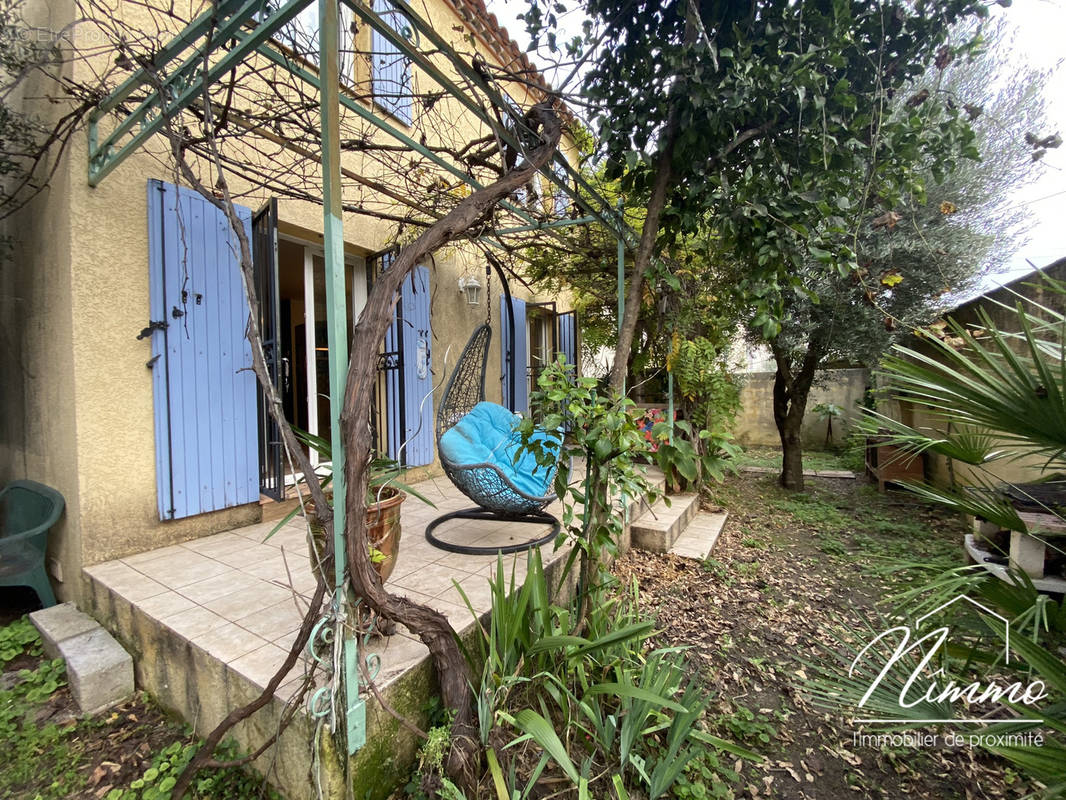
[340, 103, 562, 787]
[166, 91, 559, 794]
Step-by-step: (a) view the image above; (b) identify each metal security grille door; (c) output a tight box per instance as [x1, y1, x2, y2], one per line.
[377, 256, 433, 466]
[501, 296, 528, 414]
[253, 198, 284, 500]
[371, 0, 413, 124]
[398, 266, 433, 465]
[146, 180, 258, 520]
[556, 310, 577, 371]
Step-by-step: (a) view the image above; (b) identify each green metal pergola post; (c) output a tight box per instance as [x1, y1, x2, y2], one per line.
[667, 371, 674, 444]
[318, 0, 364, 754]
[616, 201, 626, 397]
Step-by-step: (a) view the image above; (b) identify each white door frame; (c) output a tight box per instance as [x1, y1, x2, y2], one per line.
[279, 232, 367, 469]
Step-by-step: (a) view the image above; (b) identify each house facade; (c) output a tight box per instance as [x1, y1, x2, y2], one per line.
[0, 0, 581, 604]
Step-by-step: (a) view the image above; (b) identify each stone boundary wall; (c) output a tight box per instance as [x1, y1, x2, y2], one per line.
[733, 368, 869, 448]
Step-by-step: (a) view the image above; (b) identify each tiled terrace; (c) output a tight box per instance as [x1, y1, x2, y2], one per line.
[84, 472, 574, 696]
[79, 470, 621, 799]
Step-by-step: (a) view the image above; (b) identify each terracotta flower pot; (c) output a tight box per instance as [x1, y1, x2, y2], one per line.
[366, 486, 405, 583]
[306, 487, 406, 585]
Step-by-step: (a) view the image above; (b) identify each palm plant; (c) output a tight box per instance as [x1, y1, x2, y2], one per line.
[808, 272, 1066, 794]
[859, 271, 1066, 534]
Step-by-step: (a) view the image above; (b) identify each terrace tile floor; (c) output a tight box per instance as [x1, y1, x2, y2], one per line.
[84, 471, 574, 698]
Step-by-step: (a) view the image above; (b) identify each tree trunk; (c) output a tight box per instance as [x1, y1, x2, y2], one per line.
[777, 406, 805, 490]
[607, 114, 680, 395]
[771, 336, 824, 491]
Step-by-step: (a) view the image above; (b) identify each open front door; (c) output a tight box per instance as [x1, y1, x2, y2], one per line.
[253, 198, 284, 500]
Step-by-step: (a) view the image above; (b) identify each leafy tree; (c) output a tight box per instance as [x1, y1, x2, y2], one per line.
[525, 0, 991, 402]
[733, 16, 1055, 489]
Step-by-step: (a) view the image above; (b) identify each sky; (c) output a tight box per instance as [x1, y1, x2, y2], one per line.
[486, 0, 1066, 291]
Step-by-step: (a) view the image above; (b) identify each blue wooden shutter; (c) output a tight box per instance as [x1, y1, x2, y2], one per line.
[147, 180, 258, 520]
[372, 0, 412, 124]
[383, 265, 433, 465]
[400, 267, 433, 465]
[500, 296, 528, 414]
[556, 311, 577, 372]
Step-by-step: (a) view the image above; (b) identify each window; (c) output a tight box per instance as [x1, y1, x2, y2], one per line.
[372, 0, 413, 125]
[272, 1, 354, 79]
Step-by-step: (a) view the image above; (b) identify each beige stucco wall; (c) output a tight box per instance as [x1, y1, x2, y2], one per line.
[734, 368, 869, 448]
[0, 0, 85, 598]
[4, 0, 578, 601]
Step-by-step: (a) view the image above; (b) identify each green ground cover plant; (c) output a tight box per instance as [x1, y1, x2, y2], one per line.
[0, 617, 281, 800]
[735, 445, 865, 475]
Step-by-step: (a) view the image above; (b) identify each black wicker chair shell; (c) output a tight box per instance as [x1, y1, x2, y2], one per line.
[426, 323, 560, 554]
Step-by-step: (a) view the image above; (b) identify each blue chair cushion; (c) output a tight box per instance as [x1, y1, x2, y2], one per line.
[439, 402, 560, 499]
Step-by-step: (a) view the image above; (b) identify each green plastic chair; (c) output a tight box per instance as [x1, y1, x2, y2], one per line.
[0, 480, 64, 608]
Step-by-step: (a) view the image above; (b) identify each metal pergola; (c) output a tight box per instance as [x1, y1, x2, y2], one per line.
[86, 0, 649, 753]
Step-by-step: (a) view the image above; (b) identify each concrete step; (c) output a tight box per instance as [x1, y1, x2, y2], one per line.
[627, 467, 667, 520]
[739, 465, 858, 479]
[631, 492, 700, 553]
[29, 602, 97, 659]
[30, 602, 133, 715]
[669, 511, 728, 560]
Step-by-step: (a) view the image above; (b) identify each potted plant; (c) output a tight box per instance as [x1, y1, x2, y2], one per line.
[269, 430, 435, 586]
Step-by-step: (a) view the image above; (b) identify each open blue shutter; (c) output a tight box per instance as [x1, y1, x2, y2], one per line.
[372, 0, 412, 124]
[400, 267, 433, 465]
[556, 311, 577, 372]
[383, 263, 432, 466]
[147, 180, 258, 521]
[500, 296, 528, 414]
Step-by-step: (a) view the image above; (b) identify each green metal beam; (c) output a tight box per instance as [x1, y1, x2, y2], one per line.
[88, 0, 310, 186]
[492, 215, 598, 235]
[92, 0, 253, 118]
[249, 35, 612, 256]
[617, 201, 625, 396]
[87, 0, 637, 252]
[248, 38, 552, 233]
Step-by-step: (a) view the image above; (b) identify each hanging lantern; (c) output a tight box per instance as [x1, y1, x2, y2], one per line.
[458, 275, 482, 306]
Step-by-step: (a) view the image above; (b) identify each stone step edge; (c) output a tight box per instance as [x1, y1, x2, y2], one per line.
[631, 492, 701, 532]
[29, 602, 134, 715]
[669, 511, 729, 561]
[739, 465, 858, 479]
[630, 494, 701, 553]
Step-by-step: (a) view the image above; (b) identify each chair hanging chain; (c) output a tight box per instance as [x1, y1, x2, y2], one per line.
[485, 262, 492, 326]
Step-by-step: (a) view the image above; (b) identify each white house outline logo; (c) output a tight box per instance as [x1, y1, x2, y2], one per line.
[914, 594, 1011, 666]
